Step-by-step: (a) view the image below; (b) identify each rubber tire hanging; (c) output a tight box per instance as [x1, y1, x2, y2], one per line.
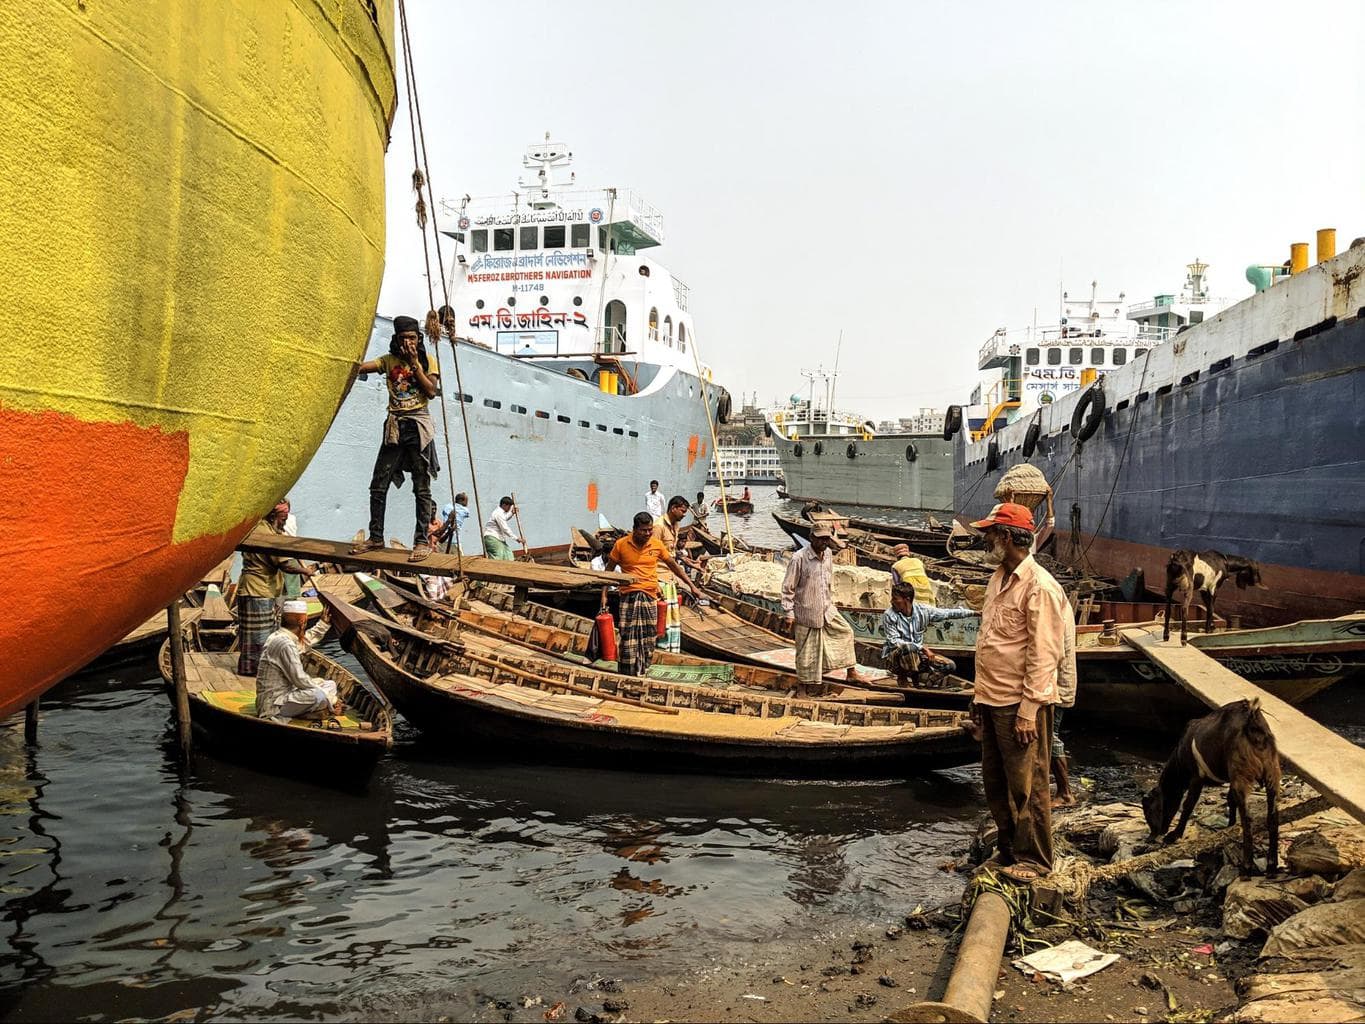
[1023, 421, 1041, 458]
[794, 442, 803, 457]
[846, 442, 858, 460]
[814, 441, 824, 456]
[905, 443, 917, 462]
[1071, 385, 1105, 442]
[986, 438, 1001, 472]
[943, 405, 963, 440]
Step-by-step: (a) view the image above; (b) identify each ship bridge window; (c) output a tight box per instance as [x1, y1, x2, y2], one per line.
[648, 307, 659, 342]
[1112, 348, 1128, 366]
[471, 229, 489, 253]
[1069, 347, 1083, 365]
[494, 228, 514, 251]
[1026, 349, 1039, 366]
[544, 225, 566, 248]
[519, 226, 538, 250]
[678, 323, 687, 354]
[663, 315, 673, 346]
[571, 223, 590, 247]
[1090, 347, 1105, 365]
[1047, 348, 1062, 365]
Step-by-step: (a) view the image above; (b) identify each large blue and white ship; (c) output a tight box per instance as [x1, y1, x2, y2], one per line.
[952, 234, 1365, 626]
[291, 139, 729, 551]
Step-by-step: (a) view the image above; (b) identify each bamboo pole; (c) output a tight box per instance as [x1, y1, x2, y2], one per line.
[688, 333, 736, 558]
[166, 603, 193, 766]
[23, 700, 38, 745]
[509, 491, 530, 558]
[890, 891, 1011, 1023]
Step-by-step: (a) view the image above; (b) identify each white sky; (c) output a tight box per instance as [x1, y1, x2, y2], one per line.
[378, 0, 1365, 420]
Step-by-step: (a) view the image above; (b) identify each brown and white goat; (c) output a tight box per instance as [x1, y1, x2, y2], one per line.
[1162, 549, 1267, 644]
[1142, 699, 1281, 876]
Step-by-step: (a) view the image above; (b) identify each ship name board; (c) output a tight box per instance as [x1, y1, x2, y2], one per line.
[467, 251, 592, 282]
[1024, 366, 1080, 392]
[473, 209, 585, 226]
[468, 308, 590, 330]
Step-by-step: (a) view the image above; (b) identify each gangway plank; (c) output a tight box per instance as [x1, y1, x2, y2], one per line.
[1123, 624, 1365, 824]
[237, 529, 622, 590]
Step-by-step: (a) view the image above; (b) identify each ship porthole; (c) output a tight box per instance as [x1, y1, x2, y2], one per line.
[539, 295, 549, 306]
[475, 299, 485, 309]
[573, 296, 583, 306]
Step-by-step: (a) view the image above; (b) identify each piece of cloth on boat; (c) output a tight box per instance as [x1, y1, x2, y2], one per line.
[236, 595, 279, 676]
[979, 701, 1054, 875]
[422, 574, 452, 600]
[793, 610, 856, 685]
[890, 555, 937, 606]
[780, 545, 837, 628]
[368, 412, 438, 546]
[617, 591, 657, 677]
[377, 351, 439, 414]
[483, 534, 514, 560]
[256, 627, 338, 721]
[880, 604, 975, 659]
[238, 520, 311, 599]
[974, 554, 1068, 722]
[656, 578, 681, 652]
[608, 534, 673, 597]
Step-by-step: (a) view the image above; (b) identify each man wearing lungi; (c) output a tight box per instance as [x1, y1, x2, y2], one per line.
[236, 501, 317, 676]
[604, 512, 701, 677]
[781, 526, 867, 690]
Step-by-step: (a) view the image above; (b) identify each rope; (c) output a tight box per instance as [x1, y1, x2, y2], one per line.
[396, 0, 484, 555]
[689, 335, 735, 557]
[1077, 348, 1154, 565]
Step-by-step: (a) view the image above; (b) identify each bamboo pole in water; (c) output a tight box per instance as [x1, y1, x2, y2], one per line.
[167, 603, 193, 766]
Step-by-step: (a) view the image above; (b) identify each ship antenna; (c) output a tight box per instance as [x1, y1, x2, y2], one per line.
[830, 331, 843, 414]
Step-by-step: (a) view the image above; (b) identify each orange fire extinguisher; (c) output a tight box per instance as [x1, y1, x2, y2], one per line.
[595, 606, 618, 663]
[656, 596, 669, 637]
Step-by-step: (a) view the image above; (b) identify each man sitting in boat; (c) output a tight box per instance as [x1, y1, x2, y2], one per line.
[881, 584, 975, 689]
[603, 512, 701, 676]
[781, 525, 867, 691]
[689, 491, 709, 528]
[255, 600, 345, 723]
[349, 314, 441, 563]
[889, 544, 937, 606]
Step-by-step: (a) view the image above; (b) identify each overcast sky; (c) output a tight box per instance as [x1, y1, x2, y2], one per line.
[378, 0, 1364, 420]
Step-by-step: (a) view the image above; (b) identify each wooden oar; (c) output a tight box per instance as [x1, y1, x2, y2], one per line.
[510, 491, 529, 557]
[455, 646, 680, 715]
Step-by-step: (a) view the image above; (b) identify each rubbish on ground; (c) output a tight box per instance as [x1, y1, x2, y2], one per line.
[1012, 940, 1119, 984]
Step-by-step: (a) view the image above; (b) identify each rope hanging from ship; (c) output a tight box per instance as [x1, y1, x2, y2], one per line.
[396, 0, 485, 566]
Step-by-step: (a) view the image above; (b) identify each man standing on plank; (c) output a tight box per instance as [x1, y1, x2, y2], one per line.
[236, 501, 317, 676]
[969, 502, 1067, 882]
[781, 525, 867, 691]
[350, 315, 441, 563]
[604, 512, 700, 676]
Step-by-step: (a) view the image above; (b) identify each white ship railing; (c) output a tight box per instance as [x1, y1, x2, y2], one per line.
[978, 323, 1175, 368]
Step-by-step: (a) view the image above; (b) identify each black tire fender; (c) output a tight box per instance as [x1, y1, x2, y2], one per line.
[814, 441, 824, 456]
[905, 443, 917, 463]
[1023, 421, 1041, 458]
[943, 404, 963, 440]
[986, 438, 1000, 472]
[1071, 385, 1105, 442]
[793, 442, 803, 457]
[846, 442, 858, 459]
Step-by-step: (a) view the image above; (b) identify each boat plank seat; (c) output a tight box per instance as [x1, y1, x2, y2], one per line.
[197, 689, 369, 732]
[1123, 624, 1365, 824]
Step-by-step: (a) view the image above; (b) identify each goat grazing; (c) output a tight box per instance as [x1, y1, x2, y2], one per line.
[1142, 699, 1281, 876]
[1163, 549, 1267, 644]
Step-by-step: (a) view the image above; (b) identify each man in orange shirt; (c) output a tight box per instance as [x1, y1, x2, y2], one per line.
[969, 502, 1068, 881]
[605, 512, 701, 676]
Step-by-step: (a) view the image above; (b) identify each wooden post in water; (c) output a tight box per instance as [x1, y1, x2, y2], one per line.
[888, 890, 1011, 1023]
[166, 602, 193, 766]
[23, 700, 38, 745]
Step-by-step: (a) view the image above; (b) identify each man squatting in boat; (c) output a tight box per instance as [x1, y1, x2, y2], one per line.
[254, 600, 345, 723]
[880, 584, 976, 688]
[969, 502, 1072, 881]
[350, 314, 442, 564]
[780, 525, 867, 691]
[603, 512, 701, 677]
[236, 500, 318, 677]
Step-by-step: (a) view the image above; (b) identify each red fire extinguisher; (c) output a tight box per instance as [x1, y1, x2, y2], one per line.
[595, 607, 618, 663]
[656, 596, 669, 638]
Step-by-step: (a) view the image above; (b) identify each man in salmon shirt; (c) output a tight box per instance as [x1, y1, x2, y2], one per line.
[969, 501, 1068, 882]
[604, 512, 701, 677]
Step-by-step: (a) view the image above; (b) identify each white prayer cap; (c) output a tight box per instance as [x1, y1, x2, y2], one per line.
[282, 600, 309, 616]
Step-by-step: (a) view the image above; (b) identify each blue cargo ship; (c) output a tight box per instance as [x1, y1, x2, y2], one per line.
[952, 237, 1365, 626]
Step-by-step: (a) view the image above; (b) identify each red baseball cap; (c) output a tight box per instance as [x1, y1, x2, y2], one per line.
[970, 502, 1035, 531]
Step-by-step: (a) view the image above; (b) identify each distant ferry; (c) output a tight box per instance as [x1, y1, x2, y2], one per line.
[291, 139, 730, 550]
[952, 240, 1365, 626]
[764, 370, 953, 510]
[708, 446, 784, 485]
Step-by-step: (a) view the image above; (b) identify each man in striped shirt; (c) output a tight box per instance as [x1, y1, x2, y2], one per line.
[970, 502, 1069, 882]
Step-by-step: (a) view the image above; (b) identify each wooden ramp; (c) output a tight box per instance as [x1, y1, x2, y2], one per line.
[237, 528, 621, 589]
[1124, 624, 1365, 824]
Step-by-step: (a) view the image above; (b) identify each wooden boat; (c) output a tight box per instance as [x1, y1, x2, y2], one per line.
[156, 628, 393, 785]
[713, 497, 754, 516]
[771, 509, 948, 559]
[350, 577, 901, 705]
[330, 598, 979, 776]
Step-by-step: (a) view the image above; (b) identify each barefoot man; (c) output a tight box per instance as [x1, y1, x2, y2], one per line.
[781, 525, 866, 692]
[969, 502, 1067, 882]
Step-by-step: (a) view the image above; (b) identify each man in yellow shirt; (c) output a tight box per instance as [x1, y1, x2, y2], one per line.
[969, 501, 1068, 882]
[350, 315, 441, 562]
[605, 512, 700, 676]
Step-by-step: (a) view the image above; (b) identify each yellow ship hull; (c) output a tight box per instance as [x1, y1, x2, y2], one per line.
[0, 1, 396, 716]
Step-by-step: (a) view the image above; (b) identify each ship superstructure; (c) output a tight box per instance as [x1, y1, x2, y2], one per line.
[291, 139, 728, 550]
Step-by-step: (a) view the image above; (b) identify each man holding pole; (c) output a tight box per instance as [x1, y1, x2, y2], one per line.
[482, 496, 519, 560]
